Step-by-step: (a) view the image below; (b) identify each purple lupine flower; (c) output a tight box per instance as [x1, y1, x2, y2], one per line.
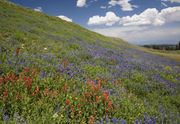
[95, 119, 103, 124]
[112, 118, 120, 123]
[99, 118, 104, 124]
[40, 71, 47, 78]
[3, 113, 9, 122]
[120, 119, 126, 124]
[106, 115, 109, 124]
[135, 119, 139, 124]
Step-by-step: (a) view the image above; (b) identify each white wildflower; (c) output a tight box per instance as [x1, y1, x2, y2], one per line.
[52, 113, 58, 118]
[21, 44, 25, 49]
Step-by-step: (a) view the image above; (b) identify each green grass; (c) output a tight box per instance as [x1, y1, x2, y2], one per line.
[0, 0, 180, 123]
[139, 47, 180, 61]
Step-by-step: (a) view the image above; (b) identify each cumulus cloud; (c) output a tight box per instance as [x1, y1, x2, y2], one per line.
[87, 7, 180, 27]
[34, 7, 43, 12]
[159, 6, 180, 23]
[88, 6, 180, 44]
[162, 0, 180, 3]
[87, 11, 120, 26]
[108, 0, 138, 11]
[92, 25, 180, 44]
[120, 6, 180, 26]
[120, 8, 161, 26]
[57, 15, 73, 22]
[77, 0, 86, 7]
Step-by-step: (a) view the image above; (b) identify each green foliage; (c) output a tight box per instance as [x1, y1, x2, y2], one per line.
[0, 0, 179, 123]
[161, 74, 178, 83]
[83, 65, 109, 79]
[164, 66, 173, 71]
[131, 72, 146, 83]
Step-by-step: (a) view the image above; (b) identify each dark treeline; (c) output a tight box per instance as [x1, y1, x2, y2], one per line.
[142, 42, 180, 50]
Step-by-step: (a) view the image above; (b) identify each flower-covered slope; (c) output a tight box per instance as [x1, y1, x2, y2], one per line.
[0, 0, 180, 123]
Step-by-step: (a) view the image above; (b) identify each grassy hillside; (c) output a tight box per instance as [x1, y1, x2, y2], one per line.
[0, 0, 180, 123]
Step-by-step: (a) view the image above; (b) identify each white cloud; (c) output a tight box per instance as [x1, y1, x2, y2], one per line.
[120, 8, 161, 26]
[100, 6, 107, 9]
[120, 6, 180, 26]
[92, 25, 180, 44]
[108, 0, 137, 11]
[34, 7, 43, 12]
[57, 15, 73, 22]
[87, 11, 120, 26]
[87, 7, 180, 27]
[77, 0, 86, 7]
[162, 0, 180, 3]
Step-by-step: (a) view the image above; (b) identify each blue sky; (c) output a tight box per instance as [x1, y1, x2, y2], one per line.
[10, 0, 180, 44]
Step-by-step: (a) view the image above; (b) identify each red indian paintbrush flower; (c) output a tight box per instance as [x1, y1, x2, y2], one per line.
[3, 72, 18, 83]
[35, 86, 40, 93]
[95, 82, 101, 91]
[103, 90, 109, 101]
[84, 92, 89, 97]
[24, 76, 32, 90]
[3, 88, 8, 100]
[0, 77, 3, 85]
[77, 103, 81, 109]
[23, 67, 29, 73]
[96, 96, 100, 102]
[32, 86, 40, 96]
[90, 92, 93, 96]
[65, 99, 70, 105]
[32, 92, 35, 96]
[43, 88, 49, 96]
[108, 101, 113, 109]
